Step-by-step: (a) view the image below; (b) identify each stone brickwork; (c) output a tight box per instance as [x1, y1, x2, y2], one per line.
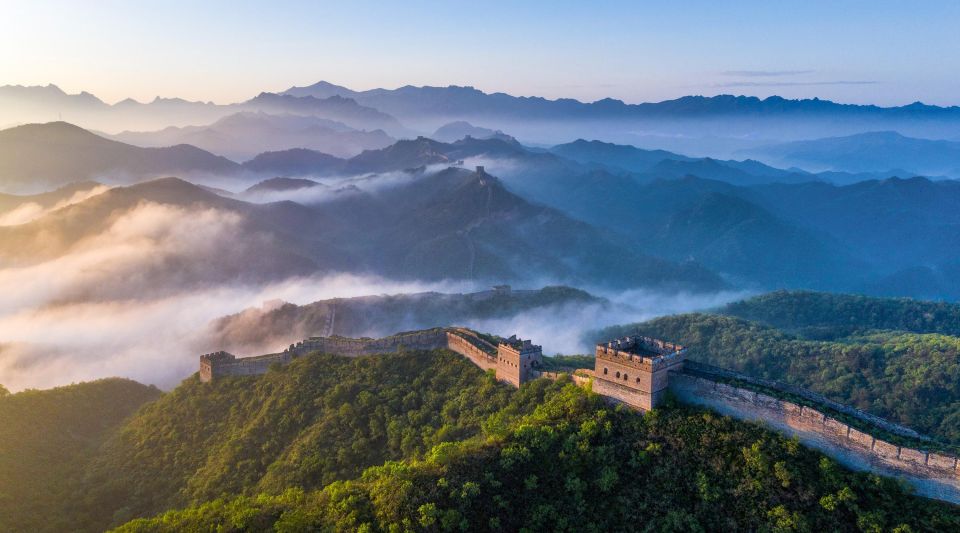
[495, 335, 543, 387]
[591, 335, 686, 410]
[668, 372, 960, 504]
[200, 327, 540, 388]
[200, 327, 960, 504]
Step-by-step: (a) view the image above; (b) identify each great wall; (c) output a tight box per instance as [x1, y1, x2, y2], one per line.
[201, 327, 960, 504]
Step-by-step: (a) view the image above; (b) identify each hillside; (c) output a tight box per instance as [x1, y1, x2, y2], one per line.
[2, 349, 955, 531]
[0, 122, 238, 191]
[316, 166, 724, 289]
[0, 379, 161, 533]
[240, 148, 346, 176]
[207, 286, 605, 355]
[744, 131, 960, 176]
[111, 111, 394, 160]
[102, 360, 960, 532]
[720, 290, 960, 338]
[595, 291, 960, 444]
[70, 349, 547, 531]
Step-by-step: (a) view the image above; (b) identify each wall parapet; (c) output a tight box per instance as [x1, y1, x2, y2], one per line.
[669, 371, 960, 504]
[682, 360, 927, 441]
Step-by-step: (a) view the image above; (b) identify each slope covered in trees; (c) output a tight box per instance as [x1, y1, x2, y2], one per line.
[596, 291, 960, 444]
[70, 350, 555, 531]
[115, 382, 960, 532]
[720, 290, 960, 339]
[0, 379, 161, 533]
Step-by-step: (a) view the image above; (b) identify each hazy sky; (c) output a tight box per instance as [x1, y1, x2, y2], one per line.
[2, 0, 958, 106]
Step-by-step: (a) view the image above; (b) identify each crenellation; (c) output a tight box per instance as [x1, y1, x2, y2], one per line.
[198, 327, 960, 504]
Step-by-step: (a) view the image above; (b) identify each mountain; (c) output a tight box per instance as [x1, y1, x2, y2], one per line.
[597, 290, 960, 444]
[550, 138, 692, 172]
[240, 148, 346, 176]
[110, 111, 394, 160]
[719, 290, 960, 338]
[0, 84, 408, 136]
[0, 177, 322, 298]
[241, 93, 404, 135]
[432, 120, 506, 142]
[0, 122, 238, 191]
[641, 192, 859, 288]
[207, 285, 605, 355]
[243, 176, 321, 194]
[639, 157, 813, 186]
[749, 177, 960, 276]
[0, 169, 724, 294]
[281, 82, 960, 154]
[286, 81, 960, 122]
[0, 180, 108, 225]
[743, 131, 960, 177]
[312, 166, 724, 289]
[13, 345, 956, 531]
[0, 379, 160, 533]
[550, 139, 814, 186]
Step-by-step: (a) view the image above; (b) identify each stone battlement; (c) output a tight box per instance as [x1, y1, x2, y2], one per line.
[198, 328, 959, 504]
[200, 327, 540, 388]
[592, 335, 686, 410]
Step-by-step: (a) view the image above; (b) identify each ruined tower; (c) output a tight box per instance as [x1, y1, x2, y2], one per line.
[592, 335, 686, 410]
[496, 334, 543, 387]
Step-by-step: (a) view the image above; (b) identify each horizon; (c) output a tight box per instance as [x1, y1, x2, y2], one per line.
[3, 0, 959, 107]
[4, 79, 958, 110]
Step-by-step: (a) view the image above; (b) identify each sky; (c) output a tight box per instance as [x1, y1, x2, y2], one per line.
[1, 0, 958, 106]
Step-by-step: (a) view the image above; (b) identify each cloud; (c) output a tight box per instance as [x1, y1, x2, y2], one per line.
[0, 192, 745, 394]
[721, 70, 814, 77]
[0, 184, 111, 226]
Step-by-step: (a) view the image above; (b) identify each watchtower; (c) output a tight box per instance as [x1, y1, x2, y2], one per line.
[593, 335, 686, 410]
[496, 334, 543, 387]
[199, 351, 238, 382]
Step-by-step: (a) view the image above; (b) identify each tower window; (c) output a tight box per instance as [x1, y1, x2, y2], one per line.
[616, 371, 621, 378]
[623, 374, 628, 381]
[603, 368, 608, 375]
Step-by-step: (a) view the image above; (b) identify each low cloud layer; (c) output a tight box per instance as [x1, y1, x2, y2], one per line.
[0, 195, 744, 393]
[0, 184, 110, 226]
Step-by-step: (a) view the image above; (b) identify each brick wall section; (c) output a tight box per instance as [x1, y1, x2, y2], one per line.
[684, 360, 925, 440]
[669, 372, 960, 504]
[445, 331, 497, 371]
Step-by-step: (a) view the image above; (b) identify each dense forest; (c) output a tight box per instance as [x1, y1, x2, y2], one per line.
[0, 379, 161, 532]
[114, 382, 958, 532]
[720, 290, 960, 339]
[2, 345, 959, 531]
[596, 291, 960, 444]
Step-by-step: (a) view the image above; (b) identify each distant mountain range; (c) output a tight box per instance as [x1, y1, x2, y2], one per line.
[280, 81, 960, 153]
[0, 122, 237, 190]
[0, 168, 724, 293]
[109, 112, 394, 160]
[284, 80, 960, 121]
[7, 82, 960, 158]
[742, 131, 960, 178]
[0, 84, 407, 135]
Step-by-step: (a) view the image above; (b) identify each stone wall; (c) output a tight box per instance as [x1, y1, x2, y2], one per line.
[445, 331, 497, 371]
[669, 371, 960, 504]
[290, 328, 449, 357]
[683, 361, 925, 440]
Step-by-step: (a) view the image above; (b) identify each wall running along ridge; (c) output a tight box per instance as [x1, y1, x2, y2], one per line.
[200, 329, 960, 504]
[668, 371, 960, 503]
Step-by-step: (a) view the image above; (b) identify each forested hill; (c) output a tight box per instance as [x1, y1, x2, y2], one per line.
[595, 291, 960, 444]
[0, 379, 161, 533]
[3, 346, 959, 531]
[720, 290, 960, 338]
[114, 373, 958, 532]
